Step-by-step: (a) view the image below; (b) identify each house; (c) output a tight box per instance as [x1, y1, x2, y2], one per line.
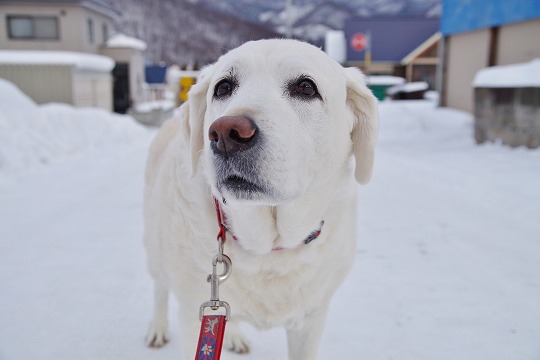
[0, 0, 117, 53]
[439, 0, 540, 113]
[344, 17, 440, 89]
[0, 0, 146, 113]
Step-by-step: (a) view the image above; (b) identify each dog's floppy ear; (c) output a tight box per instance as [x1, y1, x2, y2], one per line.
[180, 64, 215, 176]
[344, 67, 378, 185]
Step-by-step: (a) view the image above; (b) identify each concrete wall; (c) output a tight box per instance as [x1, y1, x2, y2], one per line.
[475, 87, 540, 148]
[0, 3, 114, 53]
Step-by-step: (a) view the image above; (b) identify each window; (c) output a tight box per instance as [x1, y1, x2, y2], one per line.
[102, 23, 108, 43]
[35, 17, 58, 39]
[7, 16, 59, 40]
[87, 18, 94, 43]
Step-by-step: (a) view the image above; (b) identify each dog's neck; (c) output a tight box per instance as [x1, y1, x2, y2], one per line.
[216, 172, 353, 255]
[217, 199, 323, 254]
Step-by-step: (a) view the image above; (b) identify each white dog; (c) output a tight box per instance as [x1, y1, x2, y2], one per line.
[143, 39, 378, 359]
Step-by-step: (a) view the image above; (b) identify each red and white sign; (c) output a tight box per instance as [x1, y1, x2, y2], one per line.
[351, 33, 368, 51]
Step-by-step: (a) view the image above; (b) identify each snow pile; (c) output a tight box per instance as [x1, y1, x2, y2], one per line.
[378, 100, 473, 148]
[0, 50, 115, 72]
[134, 99, 176, 113]
[473, 58, 540, 88]
[0, 77, 37, 111]
[0, 79, 153, 171]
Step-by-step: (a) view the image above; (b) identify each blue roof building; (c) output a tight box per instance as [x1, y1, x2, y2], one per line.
[439, 0, 540, 112]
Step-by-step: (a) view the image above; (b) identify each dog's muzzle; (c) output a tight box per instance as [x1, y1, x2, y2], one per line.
[208, 115, 266, 200]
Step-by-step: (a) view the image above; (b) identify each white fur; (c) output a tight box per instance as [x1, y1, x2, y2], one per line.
[143, 39, 378, 359]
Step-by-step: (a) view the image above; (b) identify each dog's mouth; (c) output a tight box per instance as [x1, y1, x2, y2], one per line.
[220, 174, 265, 199]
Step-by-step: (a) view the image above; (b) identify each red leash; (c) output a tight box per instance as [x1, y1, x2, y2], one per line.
[194, 198, 232, 360]
[213, 197, 228, 245]
[195, 315, 227, 359]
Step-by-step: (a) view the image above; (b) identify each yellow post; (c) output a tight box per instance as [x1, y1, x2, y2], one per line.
[179, 77, 195, 103]
[365, 51, 372, 67]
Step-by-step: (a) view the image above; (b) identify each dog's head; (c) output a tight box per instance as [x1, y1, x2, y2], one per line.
[183, 39, 378, 206]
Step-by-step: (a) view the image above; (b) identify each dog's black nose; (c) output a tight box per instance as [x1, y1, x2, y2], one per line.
[208, 115, 258, 158]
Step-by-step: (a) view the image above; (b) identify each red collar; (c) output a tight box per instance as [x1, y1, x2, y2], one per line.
[213, 197, 324, 251]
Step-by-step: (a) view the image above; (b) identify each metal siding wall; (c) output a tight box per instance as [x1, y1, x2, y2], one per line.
[442, 0, 540, 35]
[73, 75, 94, 107]
[445, 29, 490, 113]
[73, 72, 112, 111]
[95, 75, 112, 111]
[497, 19, 540, 65]
[0, 65, 73, 104]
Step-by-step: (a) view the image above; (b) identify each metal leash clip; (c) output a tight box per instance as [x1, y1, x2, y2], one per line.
[199, 250, 232, 321]
[195, 198, 233, 360]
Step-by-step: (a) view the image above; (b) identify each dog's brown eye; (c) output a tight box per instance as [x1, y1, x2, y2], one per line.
[297, 80, 317, 96]
[214, 79, 233, 98]
[289, 77, 321, 100]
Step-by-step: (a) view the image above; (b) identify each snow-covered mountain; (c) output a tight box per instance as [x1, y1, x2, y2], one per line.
[101, 0, 278, 66]
[101, 0, 440, 66]
[196, 0, 440, 42]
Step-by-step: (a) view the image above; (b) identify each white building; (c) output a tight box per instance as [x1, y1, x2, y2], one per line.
[0, 0, 146, 112]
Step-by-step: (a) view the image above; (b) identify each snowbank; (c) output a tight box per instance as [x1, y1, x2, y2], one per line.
[0, 77, 37, 111]
[473, 58, 540, 88]
[377, 100, 473, 148]
[0, 50, 115, 72]
[0, 79, 152, 171]
[134, 100, 176, 113]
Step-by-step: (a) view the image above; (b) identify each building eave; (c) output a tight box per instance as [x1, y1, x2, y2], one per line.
[401, 32, 441, 65]
[0, 0, 121, 20]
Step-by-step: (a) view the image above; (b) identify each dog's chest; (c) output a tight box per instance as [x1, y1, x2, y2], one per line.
[224, 256, 333, 329]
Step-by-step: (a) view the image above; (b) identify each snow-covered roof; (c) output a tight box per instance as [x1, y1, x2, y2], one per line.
[0, 50, 114, 72]
[366, 76, 405, 86]
[387, 81, 429, 95]
[473, 59, 540, 88]
[105, 34, 147, 51]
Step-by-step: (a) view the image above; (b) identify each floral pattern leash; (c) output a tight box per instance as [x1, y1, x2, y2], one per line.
[195, 198, 233, 360]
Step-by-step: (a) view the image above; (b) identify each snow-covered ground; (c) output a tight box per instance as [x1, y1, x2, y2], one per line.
[1, 79, 539, 360]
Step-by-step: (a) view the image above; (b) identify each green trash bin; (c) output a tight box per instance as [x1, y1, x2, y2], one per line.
[369, 85, 390, 101]
[366, 76, 406, 101]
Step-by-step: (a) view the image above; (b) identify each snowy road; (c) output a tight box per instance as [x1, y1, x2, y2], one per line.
[1, 99, 539, 359]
